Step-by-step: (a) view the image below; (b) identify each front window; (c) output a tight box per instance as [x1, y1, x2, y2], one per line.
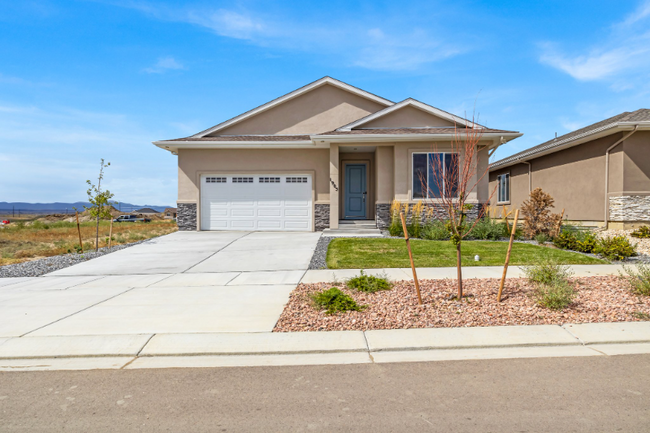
[497, 173, 510, 203]
[412, 152, 459, 199]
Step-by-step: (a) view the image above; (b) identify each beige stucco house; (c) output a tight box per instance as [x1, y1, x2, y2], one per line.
[489, 109, 650, 229]
[154, 77, 521, 231]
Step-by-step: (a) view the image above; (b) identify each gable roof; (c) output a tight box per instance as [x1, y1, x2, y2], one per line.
[192, 77, 394, 138]
[490, 109, 650, 170]
[335, 98, 484, 131]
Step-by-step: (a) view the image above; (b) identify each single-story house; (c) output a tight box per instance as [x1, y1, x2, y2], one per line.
[489, 109, 650, 229]
[154, 77, 521, 232]
[133, 207, 159, 216]
[163, 207, 177, 219]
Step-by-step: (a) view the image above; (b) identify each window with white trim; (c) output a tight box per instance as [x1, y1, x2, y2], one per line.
[205, 177, 226, 183]
[232, 177, 253, 183]
[497, 173, 510, 203]
[412, 153, 459, 199]
[286, 177, 308, 183]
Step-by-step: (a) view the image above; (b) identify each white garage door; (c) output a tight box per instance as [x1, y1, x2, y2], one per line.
[200, 174, 313, 231]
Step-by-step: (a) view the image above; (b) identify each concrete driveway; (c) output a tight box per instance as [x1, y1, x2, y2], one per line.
[0, 231, 321, 337]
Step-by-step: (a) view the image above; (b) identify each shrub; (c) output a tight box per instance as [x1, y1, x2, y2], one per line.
[523, 261, 574, 286]
[311, 288, 366, 315]
[620, 263, 650, 296]
[346, 270, 391, 293]
[535, 233, 549, 244]
[471, 217, 505, 240]
[576, 232, 598, 253]
[594, 235, 637, 261]
[533, 281, 577, 310]
[631, 226, 650, 239]
[421, 220, 450, 240]
[553, 231, 579, 251]
[520, 188, 562, 238]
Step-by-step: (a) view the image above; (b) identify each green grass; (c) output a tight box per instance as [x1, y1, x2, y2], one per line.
[326, 238, 607, 269]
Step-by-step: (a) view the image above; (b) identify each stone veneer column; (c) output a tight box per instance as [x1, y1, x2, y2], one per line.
[177, 203, 197, 231]
[314, 204, 330, 231]
[329, 144, 339, 229]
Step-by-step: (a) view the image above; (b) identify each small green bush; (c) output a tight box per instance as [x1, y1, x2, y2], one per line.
[535, 233, 549, 244]
[311, 288, 366, 315]
[421, 220, 450, 240]
[620, 263, 650, 296]
[576, 232, 598, 253]
[471, 217, 505, 240]
[523, 261, 574, 286]
[631, 226, 650, 239]
[594, 235, 637, 261]
[553, 231, 579, 250]
[346, 271, 391, 293]
[533, 281, 577, 310]
[388, 217, 403, 237]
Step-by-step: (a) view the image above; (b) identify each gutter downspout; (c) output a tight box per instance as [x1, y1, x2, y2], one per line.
[604, 126, 638, 227]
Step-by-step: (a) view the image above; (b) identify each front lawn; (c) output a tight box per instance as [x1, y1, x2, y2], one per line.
[326, 238, 606, 269]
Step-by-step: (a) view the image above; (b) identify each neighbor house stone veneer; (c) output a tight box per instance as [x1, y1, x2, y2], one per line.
[177, 203, 197, 231]
[375, 202, 487, 229]
[315, 204, 330, 231]
[609, 196, 650, 222]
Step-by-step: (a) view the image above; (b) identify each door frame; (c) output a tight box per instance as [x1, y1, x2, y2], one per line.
[342, 163, 369, 220]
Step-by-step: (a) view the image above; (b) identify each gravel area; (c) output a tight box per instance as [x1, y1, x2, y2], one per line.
[0, 240, 151, 278]
[308, 236, 334, 270]
[274, 276, 650, 332]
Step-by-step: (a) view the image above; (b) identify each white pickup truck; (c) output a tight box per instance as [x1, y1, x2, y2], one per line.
[113, 215, 151, 223]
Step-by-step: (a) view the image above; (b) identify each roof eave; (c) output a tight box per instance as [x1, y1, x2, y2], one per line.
[312, 132, 521, 144]
[153, 140, 324, 153]
[489, 123, 650, 170]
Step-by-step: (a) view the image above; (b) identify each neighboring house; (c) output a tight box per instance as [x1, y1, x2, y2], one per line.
[163, 207, 177, 219]
[154, 77, 521, 232]
[489, 109, 650, 229]
[133, 208, 159, 215]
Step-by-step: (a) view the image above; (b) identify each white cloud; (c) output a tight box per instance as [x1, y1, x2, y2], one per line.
[143, 56, 185, 74]
[539, 1, 650, 84]
[108, 1, 463, 72]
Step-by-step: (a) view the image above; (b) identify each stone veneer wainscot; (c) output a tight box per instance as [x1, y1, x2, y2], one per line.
[609, 195, 650, 222]
[177, 203, 197, 231]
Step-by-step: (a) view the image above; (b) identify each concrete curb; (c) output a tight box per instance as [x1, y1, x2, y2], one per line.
[0, 322, 649, 371]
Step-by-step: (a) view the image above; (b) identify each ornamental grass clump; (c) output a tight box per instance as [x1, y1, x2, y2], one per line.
[620, 263, 650, 296]
[311, 288, 366, 315]
[346, 270, 391, 293]
[388, 200, 405, 237]
[524, 261, 576, 310]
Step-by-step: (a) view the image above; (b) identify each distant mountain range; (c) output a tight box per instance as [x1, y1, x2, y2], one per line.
[0, 202, 172, 214]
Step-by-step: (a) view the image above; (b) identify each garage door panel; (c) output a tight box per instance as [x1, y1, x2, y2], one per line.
[201, 174, 313, 231]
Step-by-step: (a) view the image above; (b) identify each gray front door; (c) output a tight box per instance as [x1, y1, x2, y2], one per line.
[344, 164, 367, 219]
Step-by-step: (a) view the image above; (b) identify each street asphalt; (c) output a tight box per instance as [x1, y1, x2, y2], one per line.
[1, 354, 648, 432]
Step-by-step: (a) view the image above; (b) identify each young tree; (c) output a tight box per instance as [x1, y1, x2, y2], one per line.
[84, 159, 116, 252]
[421, 115, 496, 299]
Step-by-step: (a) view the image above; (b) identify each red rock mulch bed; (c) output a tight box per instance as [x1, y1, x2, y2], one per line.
[273, 276, 650, 332]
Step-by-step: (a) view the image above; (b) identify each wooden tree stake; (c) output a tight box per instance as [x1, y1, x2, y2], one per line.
[75, 211, 83, 253]
[108, 217, 114, 249]
[497, 209, 519, 302]
[400, 212, 423, 305]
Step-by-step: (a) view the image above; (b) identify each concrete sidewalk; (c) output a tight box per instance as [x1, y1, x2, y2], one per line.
[300, 264, 627, 284]
[0, 322, 648, 371]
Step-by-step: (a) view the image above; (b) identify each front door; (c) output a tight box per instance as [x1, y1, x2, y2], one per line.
[344, 164, 367, 219]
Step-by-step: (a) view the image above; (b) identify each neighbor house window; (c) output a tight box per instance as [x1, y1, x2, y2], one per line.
[412, 153, 459, 199]
[497, 173, 510, 203]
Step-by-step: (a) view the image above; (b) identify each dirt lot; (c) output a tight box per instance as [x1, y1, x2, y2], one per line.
[274, 276, 650, 332]
[0, 218, 177, 266]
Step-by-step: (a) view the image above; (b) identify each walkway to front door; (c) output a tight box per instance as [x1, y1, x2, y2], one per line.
[344, 164, 367, 219]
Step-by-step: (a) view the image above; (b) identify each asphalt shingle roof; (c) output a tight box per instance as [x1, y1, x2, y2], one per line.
[491, 109, 650, 169]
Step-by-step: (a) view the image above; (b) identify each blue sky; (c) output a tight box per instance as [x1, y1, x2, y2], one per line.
[1, 0, 649, 205]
